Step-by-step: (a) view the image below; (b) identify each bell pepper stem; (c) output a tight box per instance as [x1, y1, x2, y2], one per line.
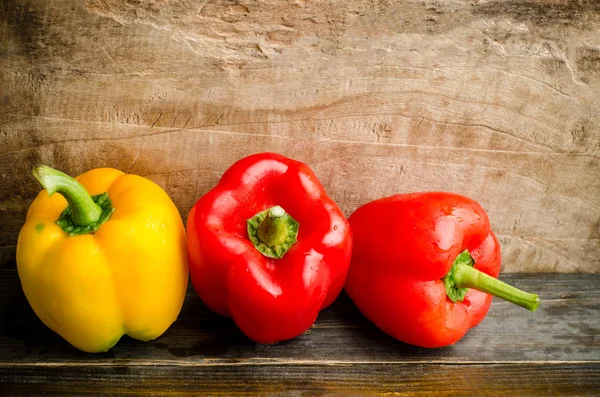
[452, 263, 540, 311]
[257, 206, 289, 247]
[247, 206, 299, 259]
[33, 165, 102, 227]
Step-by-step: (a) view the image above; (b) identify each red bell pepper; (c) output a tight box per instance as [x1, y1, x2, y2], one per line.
[345, 192, 539, 348]
[187, 153, 352, 343]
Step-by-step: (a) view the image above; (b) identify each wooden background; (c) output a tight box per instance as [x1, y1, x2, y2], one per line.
[1, 0, 599, 273]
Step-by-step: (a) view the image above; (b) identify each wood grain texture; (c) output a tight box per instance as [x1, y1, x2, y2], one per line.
[1, 364, 599, 396]
[1, 271, 598, 362]
[0, 271, 598, 395]
[1, 0, 599, 272]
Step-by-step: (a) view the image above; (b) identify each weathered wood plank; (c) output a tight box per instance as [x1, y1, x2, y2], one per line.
[1, 0, 599, 272]
[1, 271, 598, 364]
[0, 363, 598, 396]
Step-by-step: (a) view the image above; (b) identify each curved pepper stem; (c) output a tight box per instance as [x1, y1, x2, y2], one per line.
[33, 166, 114, 236]
[444, 250, 540, 311]
[247, 206, 299, 259]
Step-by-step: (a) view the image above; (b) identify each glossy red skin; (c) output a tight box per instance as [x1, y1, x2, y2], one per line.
[187, 153, 352, 343]
[345, 192, 501, 348]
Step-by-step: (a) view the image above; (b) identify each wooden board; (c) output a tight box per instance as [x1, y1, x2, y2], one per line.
[0, 271, 598, 395]
[1, 0, 600, 273]
[1, 364, 599, 396]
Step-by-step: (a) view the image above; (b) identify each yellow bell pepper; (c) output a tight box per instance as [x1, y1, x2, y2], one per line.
[16, 166, 189, 353]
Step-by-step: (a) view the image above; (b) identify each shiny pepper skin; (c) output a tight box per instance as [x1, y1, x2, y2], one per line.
[187, 153, 353, 343]
[345, 192, 503, 348]
[17, 167, 189, 353]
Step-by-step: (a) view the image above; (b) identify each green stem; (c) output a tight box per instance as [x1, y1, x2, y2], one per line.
[452, 263, 540, 311]
[257, 206, 289, 247]
[33, 166, 102, 226]
[247, 206, 299, 259]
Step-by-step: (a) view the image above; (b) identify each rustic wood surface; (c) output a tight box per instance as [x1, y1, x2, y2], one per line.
[1, 0, 599, 273]
[0, 271, 598, 395]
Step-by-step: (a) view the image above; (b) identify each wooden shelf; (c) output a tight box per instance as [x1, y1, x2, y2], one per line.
[1, 271, 598, 395]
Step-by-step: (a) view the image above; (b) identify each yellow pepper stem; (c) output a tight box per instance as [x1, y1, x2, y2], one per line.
[33, 166, 114, 236]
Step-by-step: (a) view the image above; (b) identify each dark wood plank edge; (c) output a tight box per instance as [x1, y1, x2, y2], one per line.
[0, 362, 598, 396]
[0, 359, 598, 367]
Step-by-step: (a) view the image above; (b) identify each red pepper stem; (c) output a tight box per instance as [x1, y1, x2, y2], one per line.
[257, 206, 289, 247]
[33, 165, 102, 226]
[452, 263, 540, 311]
[247, 206, 299, 259]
